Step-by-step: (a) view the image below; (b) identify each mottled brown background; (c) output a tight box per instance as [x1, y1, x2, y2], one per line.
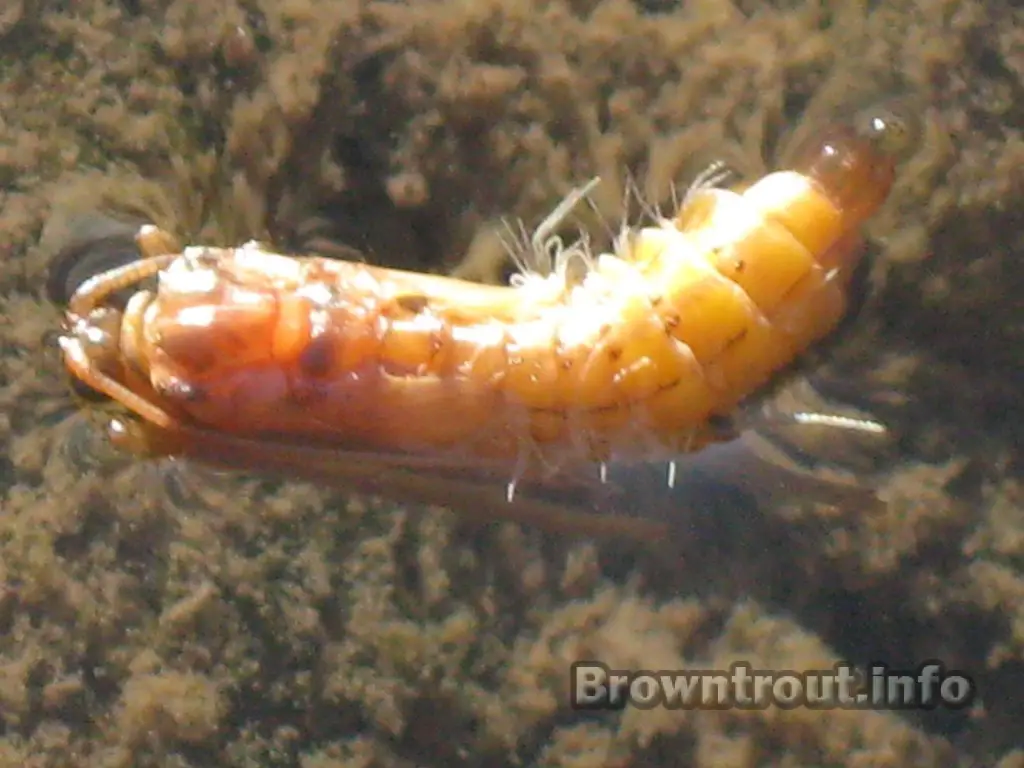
[1, 0, 1023, 765]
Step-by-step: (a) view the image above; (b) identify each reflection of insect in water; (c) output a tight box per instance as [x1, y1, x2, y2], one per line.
[50, 104, 912, 527]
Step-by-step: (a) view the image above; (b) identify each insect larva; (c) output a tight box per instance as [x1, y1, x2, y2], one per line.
[54, 104, 912, 488]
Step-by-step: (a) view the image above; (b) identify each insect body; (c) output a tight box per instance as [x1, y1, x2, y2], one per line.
[56, 106, 910, 485]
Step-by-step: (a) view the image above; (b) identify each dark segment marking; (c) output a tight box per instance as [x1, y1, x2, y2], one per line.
[396, 294, 429, 314]
[299, 334, 334, 377]
[720, 326, 749, 352]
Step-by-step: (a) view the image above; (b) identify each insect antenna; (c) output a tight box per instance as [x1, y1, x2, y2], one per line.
[681, 161, 736, 209]
[496, 217, 532, 279]
[528, 178, 603, 281]
[668, 180, 681, 217]
[622, 168, 663, 225]
[614, 171, 637, 245]
[610, 170, 660, 264]
[560, 226, 598, 281]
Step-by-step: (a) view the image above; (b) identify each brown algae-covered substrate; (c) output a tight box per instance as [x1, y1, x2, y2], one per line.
[1, 0, 1024, 765]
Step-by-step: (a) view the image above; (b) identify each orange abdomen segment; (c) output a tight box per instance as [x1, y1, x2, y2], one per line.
[653, 175, 849, 409]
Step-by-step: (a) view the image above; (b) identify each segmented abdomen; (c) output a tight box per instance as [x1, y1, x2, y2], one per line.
[142, 116, 898, 467]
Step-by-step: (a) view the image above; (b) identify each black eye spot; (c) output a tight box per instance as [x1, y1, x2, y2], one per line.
[46, 216, 145, 307]
[155, 377, 205, 403]
[69, 376, 110, 404]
